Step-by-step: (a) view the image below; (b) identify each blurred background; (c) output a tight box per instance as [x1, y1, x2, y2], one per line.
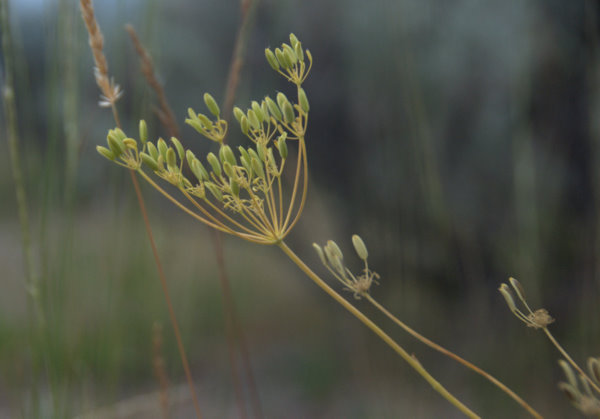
[1, 0, 600, 417]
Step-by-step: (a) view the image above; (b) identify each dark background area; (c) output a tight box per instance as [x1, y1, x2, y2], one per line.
[1, 0, 600, 417]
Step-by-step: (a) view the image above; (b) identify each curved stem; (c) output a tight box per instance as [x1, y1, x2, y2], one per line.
[365, 295, 543, 418]
[278, 241, 480, 419]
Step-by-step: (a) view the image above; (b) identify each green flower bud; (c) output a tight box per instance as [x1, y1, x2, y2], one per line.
[157, 138, 168, 160]
[233, 107, 245, 123]
[283, 102, 295, 124]
[251, 101, 265, 123]
[140, 152, 159, 171]
[203, 93, 220, 117]
[186, 118, 206, 134]
[247, 148, 260, 162]
[187, 108, 197, 120]
[166, 147, 177, 168]
[205, 181, 222, 201]
[261, 101, 270, 121]
[186, 149, 196, 168]
[289, 33, 299, 49]
[147, 142, 158, 160]
[294, 42, 304, 62]
[247, 109, 260, 130]
[265, 96, 282, 121]
[219, 145, 237, 166]
[298, 87, 309, 113]
[139, 120, 148, 143]
[207, 152, 222, 177]
[170, 137, 184, 160]
[240, 155, 253, 176]
[276, 92, 289, 111]
[257, 143, 267, 162]
[276, 134, 288, 159]
[123, 138, 137, 150]
[326, 240, 343, 261]
[351, 235, 368, 260]
[305, 49, 313, 64]
[265, 48, 280, 71]
[267, 148, 277, 173]
[229, 177, 240, 197]
[197, 113, 213, 131]
[251, 157, 265, 179]
[238, 146, 250, 163]
[113, 128, 127, 142]
[96, 145, 115, 160]
[283, 44, 297, 65]
[275, 48, 288, 69]
[240, 116, 249, 135]
[191, 159, 209, 182]
[107, 134, 125, 158]
[222, 161, 234, 178]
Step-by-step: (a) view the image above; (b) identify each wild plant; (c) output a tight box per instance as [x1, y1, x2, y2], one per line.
[500, 277, 600, 416]
[93, 30, 551, 417]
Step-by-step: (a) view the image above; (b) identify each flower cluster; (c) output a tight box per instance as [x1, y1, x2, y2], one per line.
[96, 34, 312, 245]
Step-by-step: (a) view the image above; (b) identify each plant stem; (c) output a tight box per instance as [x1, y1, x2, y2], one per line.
[364, 295, 543, 418]
[543, 328, 600, 395]
[128, 169, 203, 419]
[278, 241, 480, 419]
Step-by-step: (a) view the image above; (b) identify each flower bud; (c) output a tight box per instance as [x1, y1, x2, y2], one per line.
[191, 159, 209, 182]
[251, 157, 265, 179]
[203, 92, 220, 117]
[170, 137, 184, 160]
[140, 152, 159, 171]
[233, 107, 245, 123]
[207, 152, 222, 177]
[96, 145, 115, 161]
[283, 102, 295, 124]
[107, 134, 125, 158]
[229, 177, 240, 197]
[298, 87, 309, 113]
[289, 33, 299, 49]
[166, 147, 177, 168]
[294, 42, 304, 62]
[352, 235, 368, 260]
[247, 110, 260, 130]
[147, 142, 158, 160]
[282, 44, 297, 65]
[251, 101, 265, 123]
[205, 181, 222, 201]
[265, 48, 280, 71]
[157, 138, 168, 160]
[275, 48, 288, 69]
[139, 120, 148, 143]
[219, 145, 237, 167]
[276, 133, 288, 159]
[265, 96, 282, 121]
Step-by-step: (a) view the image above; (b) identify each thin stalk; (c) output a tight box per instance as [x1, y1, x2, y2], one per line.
[278, 241, 480, 419]
[543, 328, 600, 395]
[364, 295, 543, 418]
[128, 169, 203, 419]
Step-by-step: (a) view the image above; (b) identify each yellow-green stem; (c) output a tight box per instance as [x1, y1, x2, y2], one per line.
[278, 241, 480, 419]
[365, 295, 543, 418]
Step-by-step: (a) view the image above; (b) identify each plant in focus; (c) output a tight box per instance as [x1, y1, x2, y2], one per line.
[94, 34, 550, 418]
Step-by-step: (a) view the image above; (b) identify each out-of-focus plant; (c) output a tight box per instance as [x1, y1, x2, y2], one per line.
[500, 277, 600, 417]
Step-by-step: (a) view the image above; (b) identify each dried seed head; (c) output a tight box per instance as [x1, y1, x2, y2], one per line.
[526, 309, 554, 329]
[351, 235, 368, 260]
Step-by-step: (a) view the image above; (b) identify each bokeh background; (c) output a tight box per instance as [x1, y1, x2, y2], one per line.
[1, 0, 600, 417]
